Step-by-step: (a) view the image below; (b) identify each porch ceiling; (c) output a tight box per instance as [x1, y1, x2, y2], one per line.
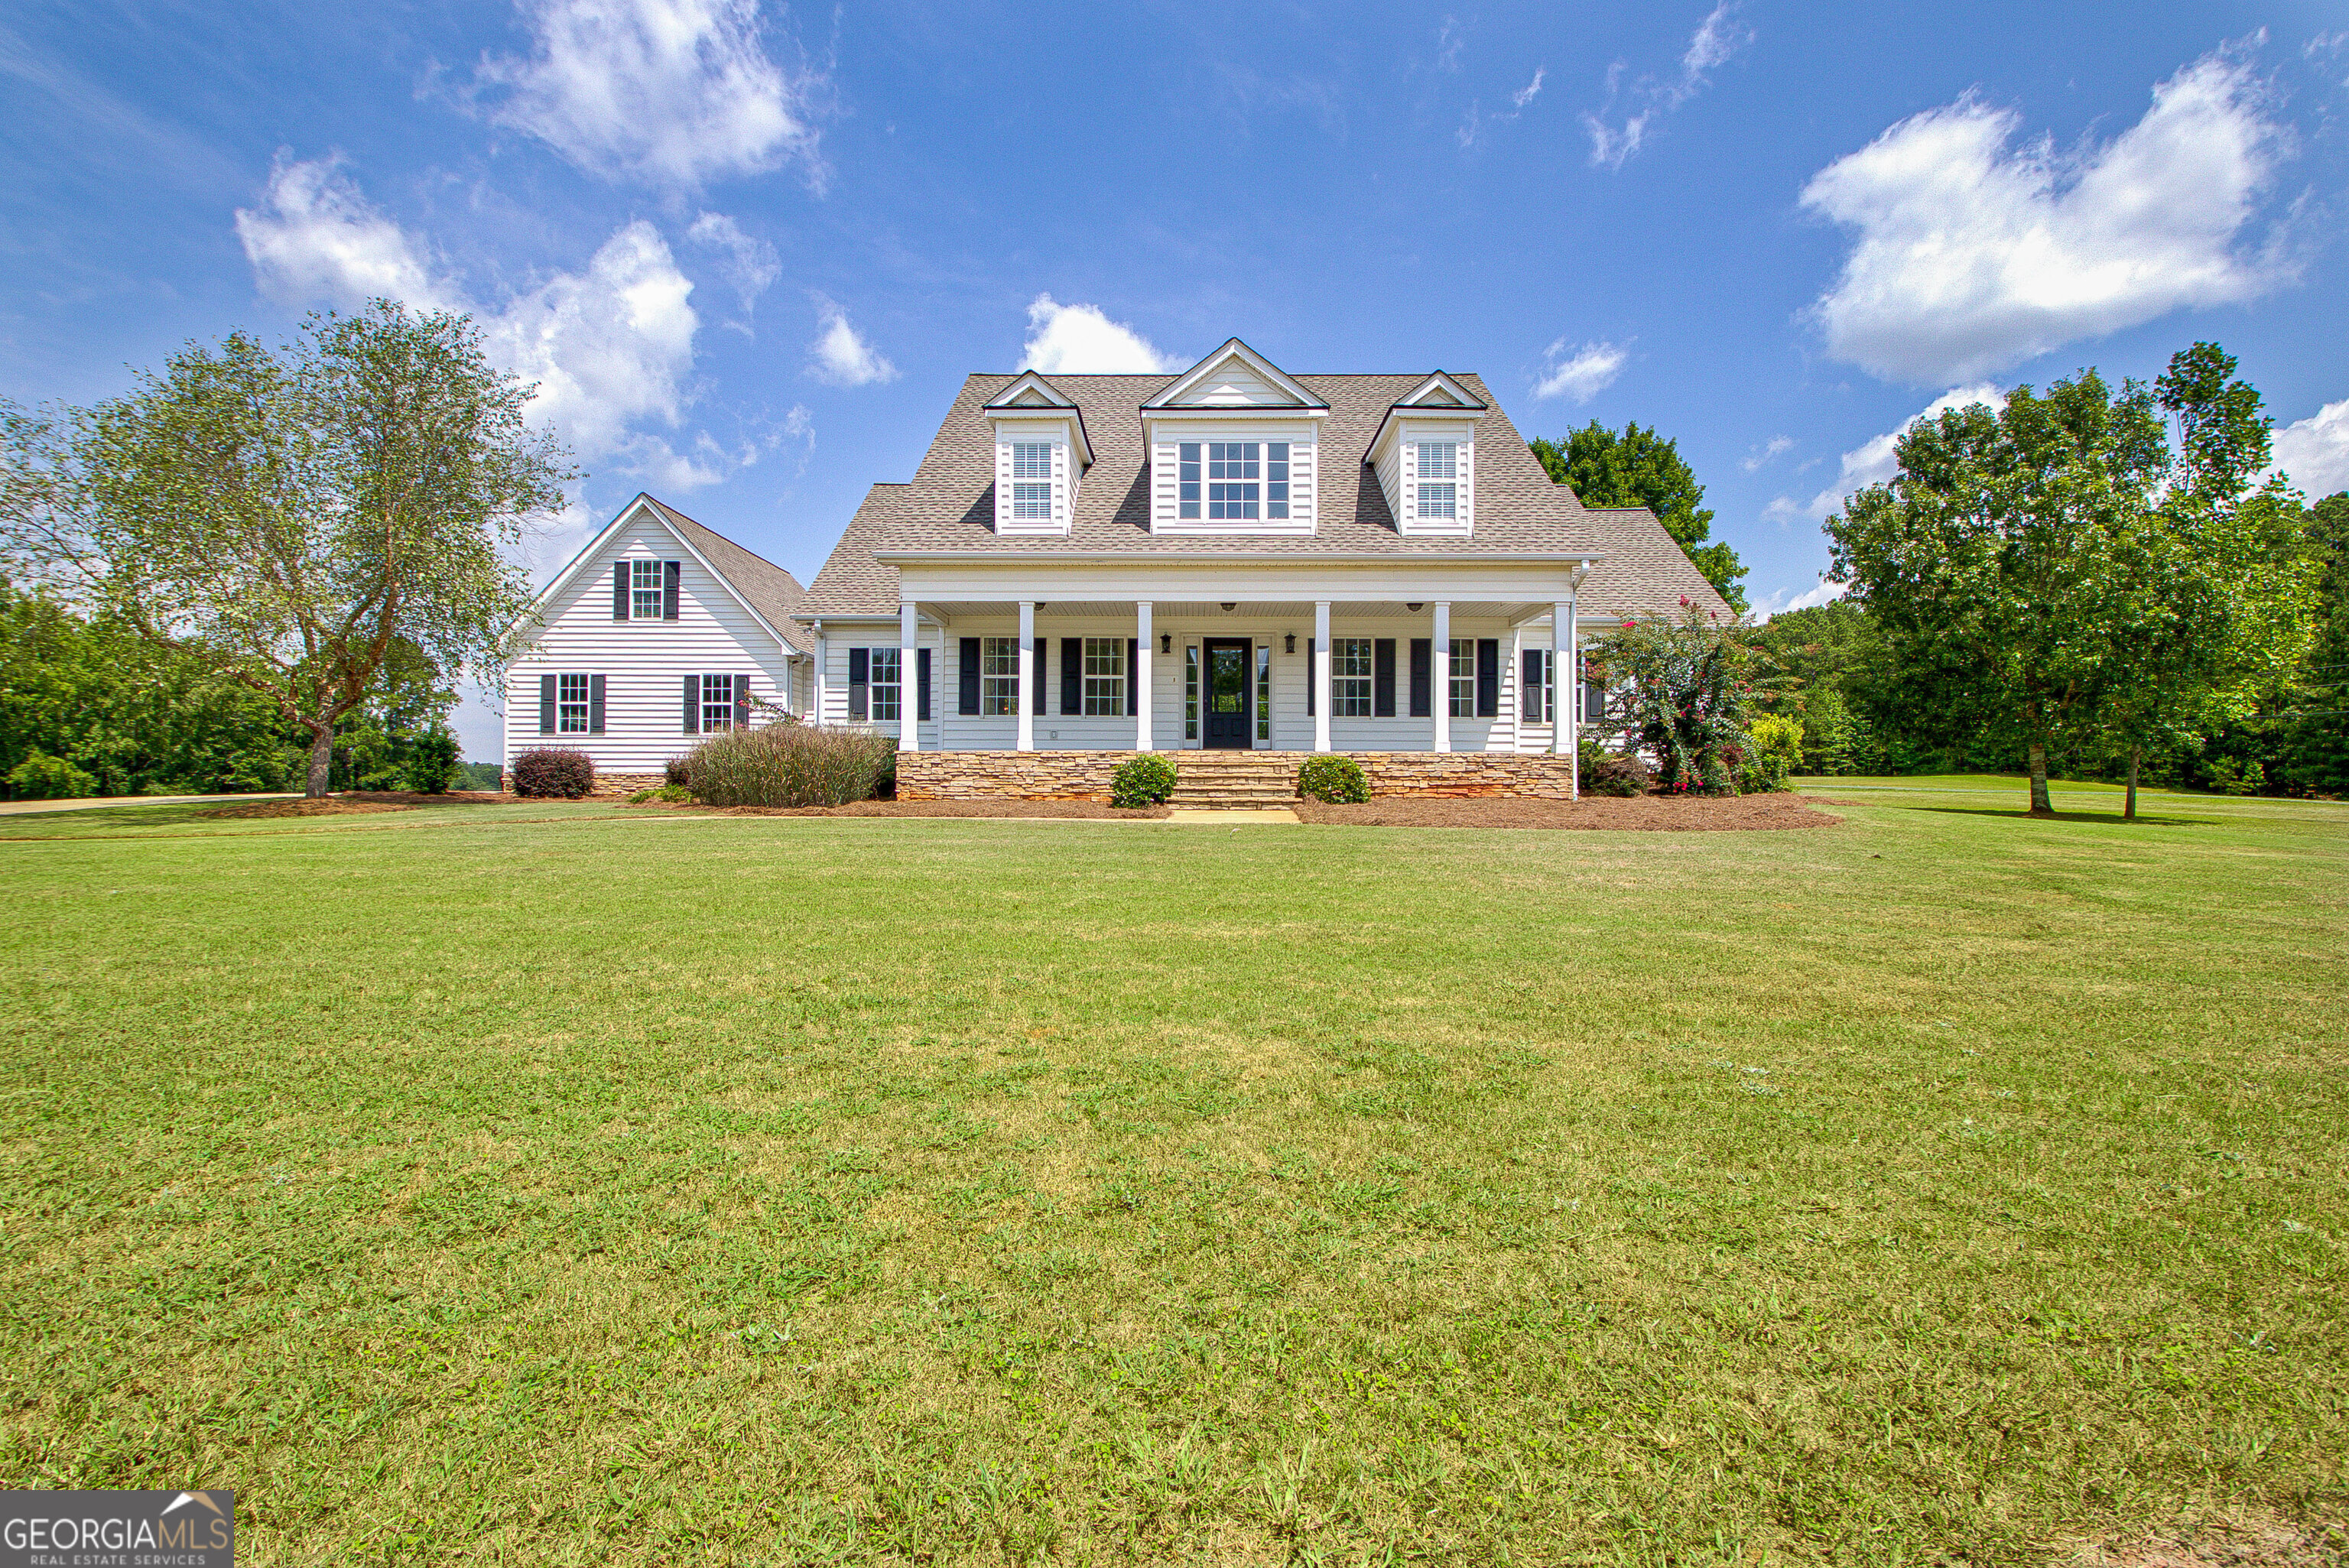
[921, 599, 1550, 622]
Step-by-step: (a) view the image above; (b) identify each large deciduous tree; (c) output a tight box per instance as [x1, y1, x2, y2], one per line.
[0, 302, 571, 797]
[1825, 370, 2169, 817]
[1532, 422, 1749, 613]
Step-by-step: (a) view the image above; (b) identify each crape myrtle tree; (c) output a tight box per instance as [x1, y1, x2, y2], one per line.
[1582, 598, 1773, 794]
[0, 301, 570, 797]
[2097, 345, 2316, 819]
[1532, 423, 1750, 613]
[1825, 369, 2169, 817]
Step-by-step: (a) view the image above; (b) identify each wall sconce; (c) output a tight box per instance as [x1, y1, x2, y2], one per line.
[1284, 634, 1296, 654]
[1160, 633, 1171, 654]
[1220, 602, 1235, 612]
[1406, 602, 1423, 612]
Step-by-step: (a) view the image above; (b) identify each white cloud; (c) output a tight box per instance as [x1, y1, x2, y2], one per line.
[1582, 3, 1752, 169]
[475, 0, 822, 193]
[1750, 577, 1848, 622]
[1772, 384, 2006, 524]
[1742, 434, 1794, 472]
[806, 297, 896, 386]
[1020, 295, 1178, 375]
[1802, 49, 2295, 384]
[1532, 338, 1628, 402]
[686, 211, 778, 313]
[1513, 66, 1546, 109]
[2273, 398, 2349, 498]
[1460, 64, 1547, 147]
[236, 156, 704, 487]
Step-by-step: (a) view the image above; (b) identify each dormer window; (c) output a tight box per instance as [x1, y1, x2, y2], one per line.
[1011, 443, 1053, 520]
[1144, 340, 1327, 535]
[1416, 443, 1457, 520]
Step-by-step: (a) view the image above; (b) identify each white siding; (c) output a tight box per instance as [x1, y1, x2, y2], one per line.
[993, 419, 1076, 535]
[505, 514, 796, 774]
[814, 628, 943, 748]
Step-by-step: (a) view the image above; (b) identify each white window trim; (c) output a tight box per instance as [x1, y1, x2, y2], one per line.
[701, 673, 736, 733]
[558, 672, 590, 733]
[1152, 422, 1318, 535]
[1081, 637, 1126, 716]
[1449, 638, 1477, 719]
[980, 636, 1019, 716]
[629, 558, 664, 619]
[1333, 637, 1373, 719]
[869, 648, 902, 722]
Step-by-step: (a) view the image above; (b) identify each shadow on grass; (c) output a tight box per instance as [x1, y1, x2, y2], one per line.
[1917, 806, 2216, 826]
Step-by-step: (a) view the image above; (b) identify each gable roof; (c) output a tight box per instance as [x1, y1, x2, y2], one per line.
[802, 370, 1729, 622]
[531, 493, 814, 653]
[1142, 338, 1328, 410]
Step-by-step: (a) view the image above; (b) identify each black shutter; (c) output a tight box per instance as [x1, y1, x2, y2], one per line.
[1522, 649, 1543, 722]
[612, 563, 629, 621]
[662, 560, 681, 619]
[1408, 638, 1432, 717]
[959, 637, 981, 714]
[590, 674, 606, 735]
[736, 673, 751, 729]
[1476, 638, 1499, 717]
[1127, 638, 1139, 717]
[1031, 633, 1045, 715]
[917, 648, 932, 721]
[538, 674, 556, 735]
[1306, 638, 1314, 716]
[848, 648, 869, 720]
[1061, 637, 1081, 715]
[683, 674, 700, 735]
[1373, 638, 1396, 717]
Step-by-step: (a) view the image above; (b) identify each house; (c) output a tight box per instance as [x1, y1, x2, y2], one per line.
[508, 339, 1727, 799]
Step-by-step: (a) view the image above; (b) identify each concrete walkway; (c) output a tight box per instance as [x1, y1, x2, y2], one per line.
[0, 793, 300, 817]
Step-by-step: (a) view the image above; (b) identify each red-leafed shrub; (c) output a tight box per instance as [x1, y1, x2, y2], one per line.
[510, 748, 594, 798]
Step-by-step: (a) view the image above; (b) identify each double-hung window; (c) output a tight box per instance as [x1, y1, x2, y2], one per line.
[1417, 443, 1457, 521]
[1449, 638, 1477, 719]
[1010, 442, 1053, 521]
[1081, 638, 1126, 716]
[630, 559, 664, 618]
[869, 648, 901, 722]
[1333, 638, 1373, 717]
[980, 636, 1019, 716]
[1207, 442, 1259, 519]
[701, 674, 736, 732]
[557, 673, 590, 733]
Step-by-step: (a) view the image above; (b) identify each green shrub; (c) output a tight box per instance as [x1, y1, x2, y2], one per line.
[1577, 738, 1650, 797]
[2208, 756, 2265, 796]
[1110, 753, 1177, 807]
[1741, 714, 1805, 794]
[5, 750, 96, 800]
[510, 748, 593, 798]
[664, 755, 693, 790]
[625, 784, 694, 804]
[454, 761, 505, 791]
[403, 729, 460, 794]
[686, 724, 895, 807]
[1297, 754, 1369, 803]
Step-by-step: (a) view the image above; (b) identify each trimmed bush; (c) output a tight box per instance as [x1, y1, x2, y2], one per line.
[1110, 753, 1178, 808]
[664, 755, 693, 790]
[1741, 714, 1805, 794]
[1577, 738, 1651, 797]
[510, 748, 594, 798]
[6, 750, 96, 800]
[403, 729, 460, 794]
[625, 784, 694, 804]
[1297, 754, 1369, 804]
[686, 724, 895, 807]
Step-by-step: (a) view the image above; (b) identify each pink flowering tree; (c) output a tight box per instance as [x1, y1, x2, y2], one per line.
[1583, 599, 1776, 794]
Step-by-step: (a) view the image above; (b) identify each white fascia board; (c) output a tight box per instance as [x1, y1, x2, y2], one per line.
[1143, 407, 1329, 424]
[874, 550, 1605, 564]
[1366, 404, 1487, 467]
[525, 494, 803, 658]
[1142, 339, 1330, 410]
[882, 554, 1610, 605]
[1397, 371, 1486, 411]
[990, 407, 1091, 469]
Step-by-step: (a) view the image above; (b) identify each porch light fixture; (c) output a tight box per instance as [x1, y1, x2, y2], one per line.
[1160, 633, 1171, 654]
[1220, 602, 1234, 612]
[1407, 602, 1423, 612]
[1285, 635, 1295, 654]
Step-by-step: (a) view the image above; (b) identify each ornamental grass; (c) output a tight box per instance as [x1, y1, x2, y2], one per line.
[682, 722, 896, 807]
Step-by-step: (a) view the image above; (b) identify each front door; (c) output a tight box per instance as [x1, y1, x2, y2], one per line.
[1203, 638, 1252, 749]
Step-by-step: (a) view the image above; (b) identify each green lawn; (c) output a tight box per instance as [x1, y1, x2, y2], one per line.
[2, 782, 2344, 1563]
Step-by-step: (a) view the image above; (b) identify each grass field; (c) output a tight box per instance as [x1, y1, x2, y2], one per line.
[1, 779, 2344, 1563]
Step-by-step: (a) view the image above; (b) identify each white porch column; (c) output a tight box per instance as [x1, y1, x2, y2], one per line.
[1555, 595, 1578, 798]
[898, 600, 920, 752]
[1134, 601, 1154, 751]
[813, 626, 829, 725]
[1312, 600, 1332, 753]
[1017, 600, 1036, 752]
[1431, 601, 1452, 753]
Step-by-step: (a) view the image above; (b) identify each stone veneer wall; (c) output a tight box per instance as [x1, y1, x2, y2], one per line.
[895, 751, 1577, 802]
[586, 772, 666, 800]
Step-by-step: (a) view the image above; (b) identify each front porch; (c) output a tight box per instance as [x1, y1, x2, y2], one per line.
[895, 748, 1584, 803]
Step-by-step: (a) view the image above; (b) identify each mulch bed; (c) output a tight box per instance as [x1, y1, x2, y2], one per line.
[635, 799, 1172, 820]
[200, 790, 507, 820]
[1292, 792, 1846, 830]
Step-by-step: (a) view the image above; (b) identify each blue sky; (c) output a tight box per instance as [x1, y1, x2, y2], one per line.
[5, 1, 2346, 759]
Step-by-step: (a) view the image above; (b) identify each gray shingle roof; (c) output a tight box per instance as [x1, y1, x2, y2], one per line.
[803, 370, 1729, 621]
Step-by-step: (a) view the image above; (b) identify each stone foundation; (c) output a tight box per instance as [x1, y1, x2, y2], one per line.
[894, 750, 1577, 802]
[586, 772, 666, 800]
